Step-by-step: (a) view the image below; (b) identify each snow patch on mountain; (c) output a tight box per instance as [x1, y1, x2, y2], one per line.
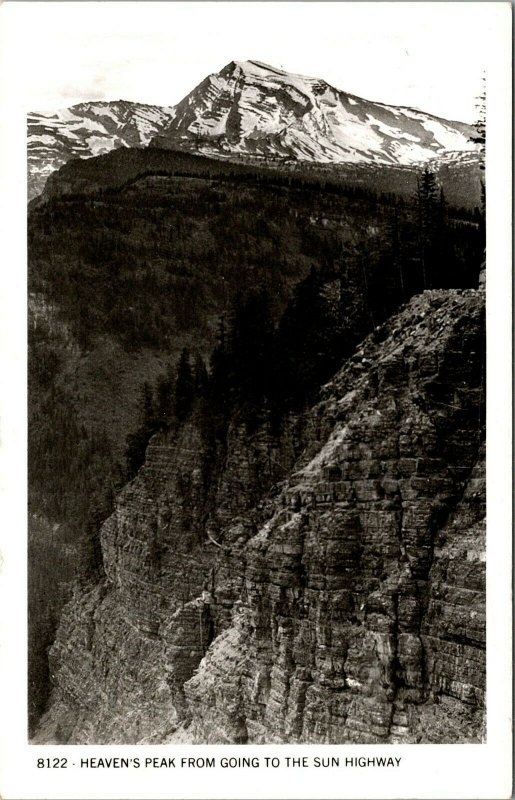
[365, 114, 422, 143]
[66, 118, 110, 134]
[421, 119, 471, 151]
[86, 105, 122, 123]
[86, 135, 121, 156]
[29, 134, 56, 145]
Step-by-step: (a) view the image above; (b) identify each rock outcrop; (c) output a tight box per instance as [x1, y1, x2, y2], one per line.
[35, 287, 485, 744]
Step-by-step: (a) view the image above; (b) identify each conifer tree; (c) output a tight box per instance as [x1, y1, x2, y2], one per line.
[471, 77, 486, 223]
[174, 348, 194, 422]
[390, 200, 405, 297]
[155, 360, 175, 430]
[193, 353, 209, 398]
[230, 290, 274, 406]
[125, 381, 158, 479]
[416, 168, 440, 288]
[208, 315, 231, 433]
[276, 266, 334, 408]
[471, 77, 486, 165]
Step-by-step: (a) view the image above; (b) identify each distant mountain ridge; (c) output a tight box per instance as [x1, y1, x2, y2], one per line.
[27, 60, 479, 198]
[28, 100, 175, 197]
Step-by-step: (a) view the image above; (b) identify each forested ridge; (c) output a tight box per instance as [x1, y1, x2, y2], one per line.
[28, 157, 484, 731]
[37, 146, 482, 209]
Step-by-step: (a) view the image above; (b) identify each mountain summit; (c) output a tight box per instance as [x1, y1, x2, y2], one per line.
[152, 59, 477, 165]
[28, 60, 478, 198]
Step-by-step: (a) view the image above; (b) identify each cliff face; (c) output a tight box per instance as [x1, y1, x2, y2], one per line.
[35, 287, 485, 745]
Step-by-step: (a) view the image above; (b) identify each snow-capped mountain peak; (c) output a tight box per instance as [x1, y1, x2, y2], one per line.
[152, 60, 477, 167]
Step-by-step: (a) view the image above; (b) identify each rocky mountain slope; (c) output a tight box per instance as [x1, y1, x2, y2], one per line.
[28, 60, 479, 199]
[27, 153, 393, 728]
[35, 284, 485, 744]
[27, 100, 175, 198]
[28, 146, 484, 734]
[152, 60, 477, 167]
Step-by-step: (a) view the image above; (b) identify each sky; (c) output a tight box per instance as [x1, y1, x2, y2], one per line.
[1, 2, 496, 123]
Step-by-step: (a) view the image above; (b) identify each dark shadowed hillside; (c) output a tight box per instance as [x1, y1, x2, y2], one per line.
[28, 148, 484, 734]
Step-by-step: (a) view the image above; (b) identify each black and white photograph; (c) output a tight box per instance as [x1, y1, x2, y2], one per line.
[0, 1, 511, 798]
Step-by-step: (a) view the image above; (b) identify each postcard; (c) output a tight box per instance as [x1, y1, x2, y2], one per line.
[0, 2, 511, 798]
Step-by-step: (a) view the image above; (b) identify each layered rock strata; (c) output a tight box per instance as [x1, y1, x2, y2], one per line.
[36, 288, 485, 744]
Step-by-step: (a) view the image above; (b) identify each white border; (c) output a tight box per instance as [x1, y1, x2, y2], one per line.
[0, 3, 512, 799]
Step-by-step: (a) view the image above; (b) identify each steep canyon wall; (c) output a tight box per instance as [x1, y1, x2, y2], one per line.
[35, 287, 485, 744]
